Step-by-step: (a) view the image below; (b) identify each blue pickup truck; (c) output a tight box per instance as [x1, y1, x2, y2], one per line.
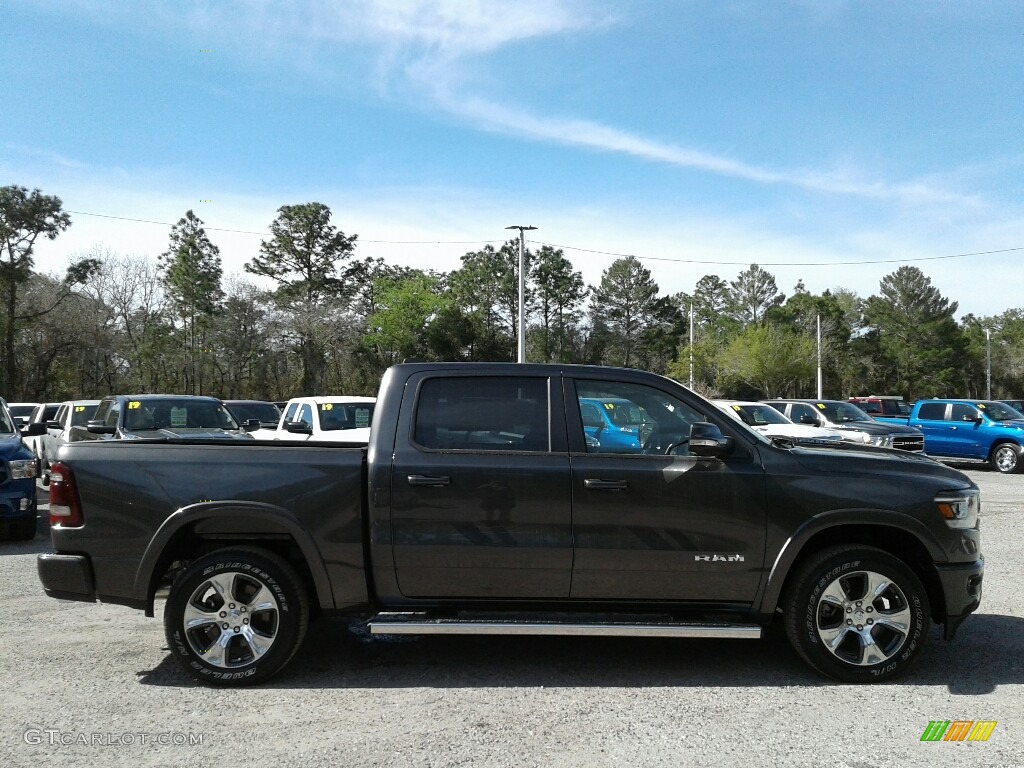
[874, 399, 1024, 473]
[1, 399, 45, 540]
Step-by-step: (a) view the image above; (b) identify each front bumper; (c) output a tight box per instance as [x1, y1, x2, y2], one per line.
[37, 554, 96, 602]
[0, 481, 37, 521]
[935, 557, 984, 640]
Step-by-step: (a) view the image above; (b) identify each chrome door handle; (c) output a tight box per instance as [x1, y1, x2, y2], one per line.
[584, 479, 628, 491]
[407, 474, 451, 487]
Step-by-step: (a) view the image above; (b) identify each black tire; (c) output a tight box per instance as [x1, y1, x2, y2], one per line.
[782, 545, 929, 683]
[164, 547, 309, 686]
[990, 442, 1021, 474]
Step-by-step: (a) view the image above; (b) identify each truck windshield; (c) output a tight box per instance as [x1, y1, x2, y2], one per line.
[318, 403, 374, 431]
[70, 404, 99, 426]
[981, 402, 1024, 421]
[735, 404, 790, 426]
[124, 399, 240, 430]
[819, 402, 873, 423]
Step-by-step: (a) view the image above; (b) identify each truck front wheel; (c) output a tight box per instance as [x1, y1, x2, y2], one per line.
[164, 547, 309, 686]
[782, 545, 929, 683]
[990, 443, 1021, 474]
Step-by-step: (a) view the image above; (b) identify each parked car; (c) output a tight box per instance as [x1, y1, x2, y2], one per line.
[223, 400, 281, 430]
[849, 396, 912, 418]
[39, 400, 100, 483]
[872, 398, 1024, 473]
[998, 399, 1024, 414]
[41, 362, 983, 686]
[6, 402, 39, 428]
[250, 396, 376, 442]
[764, 399, 925, 452]
[578, 396, 655, 453]
[713, 400, 844, 445]
[0, 399, 45, 540]
[70, 395, 251, 441]
[22, 402, 61, 461]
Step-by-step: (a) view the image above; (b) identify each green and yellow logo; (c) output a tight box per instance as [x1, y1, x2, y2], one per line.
[921, 721, 997, 742]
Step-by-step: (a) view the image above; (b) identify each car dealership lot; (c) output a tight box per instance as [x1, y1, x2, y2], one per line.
[2, 469, 1022, 768]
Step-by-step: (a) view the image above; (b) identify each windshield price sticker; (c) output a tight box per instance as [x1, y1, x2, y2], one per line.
[817, 403, 826, 409]
[75, 406, 86, 412]
[128, 401, 141, 410]
[170, 407, 187, 427]
[322, 404, 333, 411]
[978, 403, 986, 409]
[732, 405, 742, 411]
[604, 403, 615, 410]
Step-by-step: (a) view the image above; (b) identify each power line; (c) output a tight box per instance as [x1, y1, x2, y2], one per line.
[535, 241, 1024, 267]
[65, 210, 498, 244]
[65, 209, 1022, 267]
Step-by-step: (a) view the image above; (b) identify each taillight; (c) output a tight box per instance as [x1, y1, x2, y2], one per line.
[49, 461, 84, 527]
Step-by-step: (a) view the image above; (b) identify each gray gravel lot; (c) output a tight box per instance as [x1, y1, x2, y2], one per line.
[2, 468, 1022, 767]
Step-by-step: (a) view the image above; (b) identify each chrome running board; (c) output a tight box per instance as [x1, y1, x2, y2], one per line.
[367, 614, 762, 639]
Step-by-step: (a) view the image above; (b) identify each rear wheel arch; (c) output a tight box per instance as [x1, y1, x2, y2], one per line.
[137, 504, 334, 616]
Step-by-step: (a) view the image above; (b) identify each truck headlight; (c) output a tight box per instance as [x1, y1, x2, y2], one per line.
[935, 489, 980, 529]
[867, 434, 894, 448]
[9, 459, 38, 479]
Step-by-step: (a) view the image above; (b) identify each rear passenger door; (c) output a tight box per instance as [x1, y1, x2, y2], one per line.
[911, 402, 952, 455]
[389, 372, 572, 599]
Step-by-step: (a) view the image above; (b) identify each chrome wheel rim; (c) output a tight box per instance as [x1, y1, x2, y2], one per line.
[815, 569, 911, 666]
[182, 571, 280, 668]
[995, 446, 1017, 472]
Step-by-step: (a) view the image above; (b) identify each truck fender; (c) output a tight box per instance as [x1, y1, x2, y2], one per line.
[755, 508, 946, 617]
[133, 500, 335, 613]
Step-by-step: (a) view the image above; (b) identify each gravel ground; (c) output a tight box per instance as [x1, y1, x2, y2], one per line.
[1, 468, 1021, 768]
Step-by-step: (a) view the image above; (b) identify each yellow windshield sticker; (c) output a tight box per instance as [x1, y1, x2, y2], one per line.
[604, 403, 615, 410]
[977, 403, 986, 409]
[732, 405, 742, 411]
[817, 403, 825, 409]
[128, 401, 141, 409]
[322, 403, 333, 411]
[74, 406, 86, 412]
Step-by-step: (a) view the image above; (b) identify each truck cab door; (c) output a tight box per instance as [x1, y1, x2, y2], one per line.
[911, 402, 952, 455]
[566, 377, 767, 604]
[388, 372, 573, 600]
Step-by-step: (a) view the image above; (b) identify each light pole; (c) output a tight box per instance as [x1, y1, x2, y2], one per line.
[985, 327, 992, 400]
[505, 225, 536, 364]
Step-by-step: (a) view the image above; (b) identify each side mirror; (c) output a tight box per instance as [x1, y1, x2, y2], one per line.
[21, 422, 47, 437]
[284, 420, 313, 435]
[86, 420, 116, 434]
[688, 422, 734, 458]
[242, 418, 262, 431]
[46, 420, 62, 429]
[800, 414, 819, 426]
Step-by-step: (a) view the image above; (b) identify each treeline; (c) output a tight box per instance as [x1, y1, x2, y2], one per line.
[2, 185, 1022, 402]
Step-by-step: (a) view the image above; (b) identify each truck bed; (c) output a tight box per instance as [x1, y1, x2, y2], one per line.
[49, 438, 368, 612]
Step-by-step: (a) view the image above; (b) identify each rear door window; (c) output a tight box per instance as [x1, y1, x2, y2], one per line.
[413, 376, 549, 452]
[916, 402, 947, 421]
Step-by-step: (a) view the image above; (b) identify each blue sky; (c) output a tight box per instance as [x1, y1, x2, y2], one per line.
[4, 0, 1023, 317]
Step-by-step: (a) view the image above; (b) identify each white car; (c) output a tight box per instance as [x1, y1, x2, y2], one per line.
[713, 400, 845, 445]
[251, 396, 376, 442]
[22, 402, 62, 460]
[39, 400, 101, 481]
[6, 402, 39, 429]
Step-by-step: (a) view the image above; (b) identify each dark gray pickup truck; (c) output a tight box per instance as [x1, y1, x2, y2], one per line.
[38, 363, 983, 686]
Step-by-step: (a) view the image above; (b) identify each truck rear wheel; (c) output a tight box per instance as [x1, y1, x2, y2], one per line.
[782, 545, 929, 683]
[990, 443, 1021, 474]
[164, 547, 309, 686]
